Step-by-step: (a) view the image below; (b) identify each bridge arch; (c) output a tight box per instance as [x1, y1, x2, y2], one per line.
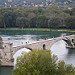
[49, 37, 73, 49]
[13, 47, 31, 57]
[43, 36, 74, 50]
[13, 48, 31, 65]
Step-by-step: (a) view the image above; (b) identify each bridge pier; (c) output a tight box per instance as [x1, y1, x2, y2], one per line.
[0, 42, 14, 66]
[3, 43, 13, 60]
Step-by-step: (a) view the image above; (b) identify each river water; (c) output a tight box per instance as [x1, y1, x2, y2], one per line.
[0, 30, 75, 75]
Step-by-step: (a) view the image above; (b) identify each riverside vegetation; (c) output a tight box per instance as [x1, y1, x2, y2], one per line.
[13, 50, 75, 75]
[0, 7, 75, 29]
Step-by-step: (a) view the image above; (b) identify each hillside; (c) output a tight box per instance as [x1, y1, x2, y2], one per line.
[0, 0, 75, 8]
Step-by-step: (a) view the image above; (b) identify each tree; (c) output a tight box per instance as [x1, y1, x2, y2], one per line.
[57, 61, 75, 75]
[0, 15, 3, 28]
[37, 15, 48, 28]
[27, 13, 37, 28]
[16, 17, 29, 28]
[12, 50, 75, 75]
[57, 12, 70, 28]
[1, 9, 16, 28]
[65, 16, 75, 29]
[13, 50, 58, 75]
[48, 17, 62, 28]
[30, 17, 37, 28]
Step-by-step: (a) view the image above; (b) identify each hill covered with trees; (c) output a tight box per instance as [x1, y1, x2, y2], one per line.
[0, 0, 75, 8]
[0, 7, 75, 29]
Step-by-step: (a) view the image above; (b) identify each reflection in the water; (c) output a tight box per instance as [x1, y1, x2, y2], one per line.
[68, 49, 75, 55]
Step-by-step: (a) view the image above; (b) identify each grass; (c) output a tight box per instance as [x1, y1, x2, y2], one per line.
[0, 28, 75, 32]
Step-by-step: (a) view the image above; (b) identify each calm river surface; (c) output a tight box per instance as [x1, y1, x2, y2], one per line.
[0, 30, 75, 75]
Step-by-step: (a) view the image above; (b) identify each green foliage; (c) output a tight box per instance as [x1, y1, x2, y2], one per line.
[13, 50, 58, 75]
[16, 17, 28, 28]
[12, 50, 75, 75]
[37, 15, 48, 28]
[48, 17, 62, 28]
[0, 7, 75, 29]
[57, 61, 75, 75]
[0, 60, 1, 66]
[65, 16, 75, 29]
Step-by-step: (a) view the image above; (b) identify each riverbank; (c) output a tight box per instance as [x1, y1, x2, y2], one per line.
[0, 28, 75, 32]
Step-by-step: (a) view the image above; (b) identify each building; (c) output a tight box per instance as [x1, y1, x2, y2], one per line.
[8, 0, 12, 2]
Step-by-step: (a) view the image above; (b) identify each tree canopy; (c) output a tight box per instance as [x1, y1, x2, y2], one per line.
[0, 7, 75, 29]
[13, 50, 75, 75]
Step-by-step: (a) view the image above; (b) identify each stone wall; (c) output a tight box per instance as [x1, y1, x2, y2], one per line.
[3, 43, 13, 60]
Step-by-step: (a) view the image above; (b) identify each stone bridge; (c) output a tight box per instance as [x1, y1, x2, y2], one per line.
[0, 34, 75, 66]
[12, 35, 75, 55]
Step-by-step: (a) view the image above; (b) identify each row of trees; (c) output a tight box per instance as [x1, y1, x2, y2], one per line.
[13, 50, 75, 75]
[0, 7, 75, 29]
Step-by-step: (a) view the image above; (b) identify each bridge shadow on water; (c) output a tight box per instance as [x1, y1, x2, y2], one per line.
[65, 48, 75, 66]
[66, 48, 75, 59]
[67, 48, 75, 55]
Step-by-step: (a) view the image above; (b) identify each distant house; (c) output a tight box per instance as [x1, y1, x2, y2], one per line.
[68, 7, 72, 10]
[8, 0, 12, 2]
